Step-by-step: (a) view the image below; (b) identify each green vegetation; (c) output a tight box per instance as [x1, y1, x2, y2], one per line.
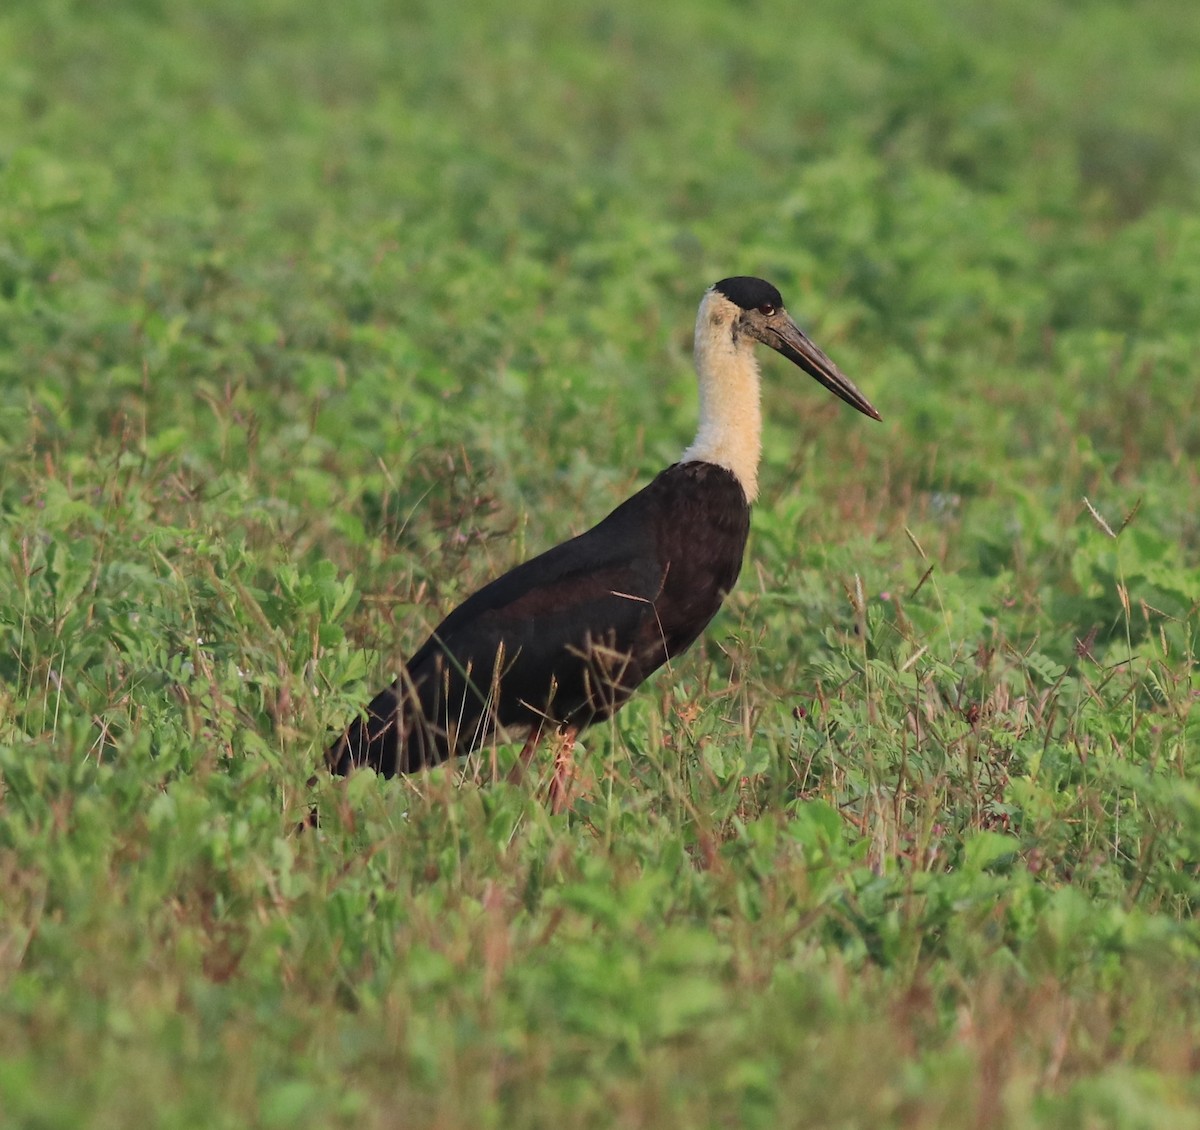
[2, 0, 1199, 1125]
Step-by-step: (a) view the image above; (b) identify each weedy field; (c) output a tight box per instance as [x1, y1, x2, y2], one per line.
[2, 1, 1199, 1126]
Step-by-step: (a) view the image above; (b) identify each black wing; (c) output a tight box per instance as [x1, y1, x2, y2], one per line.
[329, 478, 673, 775]
[327, 462, 750, 777]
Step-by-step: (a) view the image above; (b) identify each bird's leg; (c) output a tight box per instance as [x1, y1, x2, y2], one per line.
[507, 723, 545, 786]
[548, 726, 579, 815]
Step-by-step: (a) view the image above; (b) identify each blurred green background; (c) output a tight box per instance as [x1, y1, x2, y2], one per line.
[2, 1, 1199, 1127]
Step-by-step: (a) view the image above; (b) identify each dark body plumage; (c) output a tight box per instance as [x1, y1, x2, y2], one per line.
[329, 461, 749, 776]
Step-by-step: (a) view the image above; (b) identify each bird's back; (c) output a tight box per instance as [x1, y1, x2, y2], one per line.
[327, 461, 749, 776]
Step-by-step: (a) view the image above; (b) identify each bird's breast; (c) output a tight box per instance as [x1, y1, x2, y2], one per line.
[640, 461, 751, 655]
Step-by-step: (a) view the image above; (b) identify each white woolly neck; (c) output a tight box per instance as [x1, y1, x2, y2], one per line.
[679, 289, 763, 503]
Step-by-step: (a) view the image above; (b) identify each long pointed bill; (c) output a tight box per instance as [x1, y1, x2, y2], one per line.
[767, 316, 881, 421]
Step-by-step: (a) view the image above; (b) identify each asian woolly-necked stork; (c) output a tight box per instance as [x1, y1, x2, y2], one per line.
[327, 276, 880, 807]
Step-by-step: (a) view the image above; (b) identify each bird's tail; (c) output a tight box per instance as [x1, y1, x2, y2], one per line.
[326, 681, 404, 777]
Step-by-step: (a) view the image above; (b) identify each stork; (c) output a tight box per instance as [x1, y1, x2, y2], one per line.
[327, 277, 880, 808]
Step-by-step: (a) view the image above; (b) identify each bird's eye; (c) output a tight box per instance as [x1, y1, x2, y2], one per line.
[757, 303, 776, 316]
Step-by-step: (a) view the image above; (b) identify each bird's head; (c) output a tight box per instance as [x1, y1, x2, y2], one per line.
[703, 276, 881, 421]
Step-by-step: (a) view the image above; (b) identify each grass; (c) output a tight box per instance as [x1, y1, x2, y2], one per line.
[2, 0, 1200, 1126]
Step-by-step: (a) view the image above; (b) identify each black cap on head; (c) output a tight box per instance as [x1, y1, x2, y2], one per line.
[713, 276, 784, 311]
